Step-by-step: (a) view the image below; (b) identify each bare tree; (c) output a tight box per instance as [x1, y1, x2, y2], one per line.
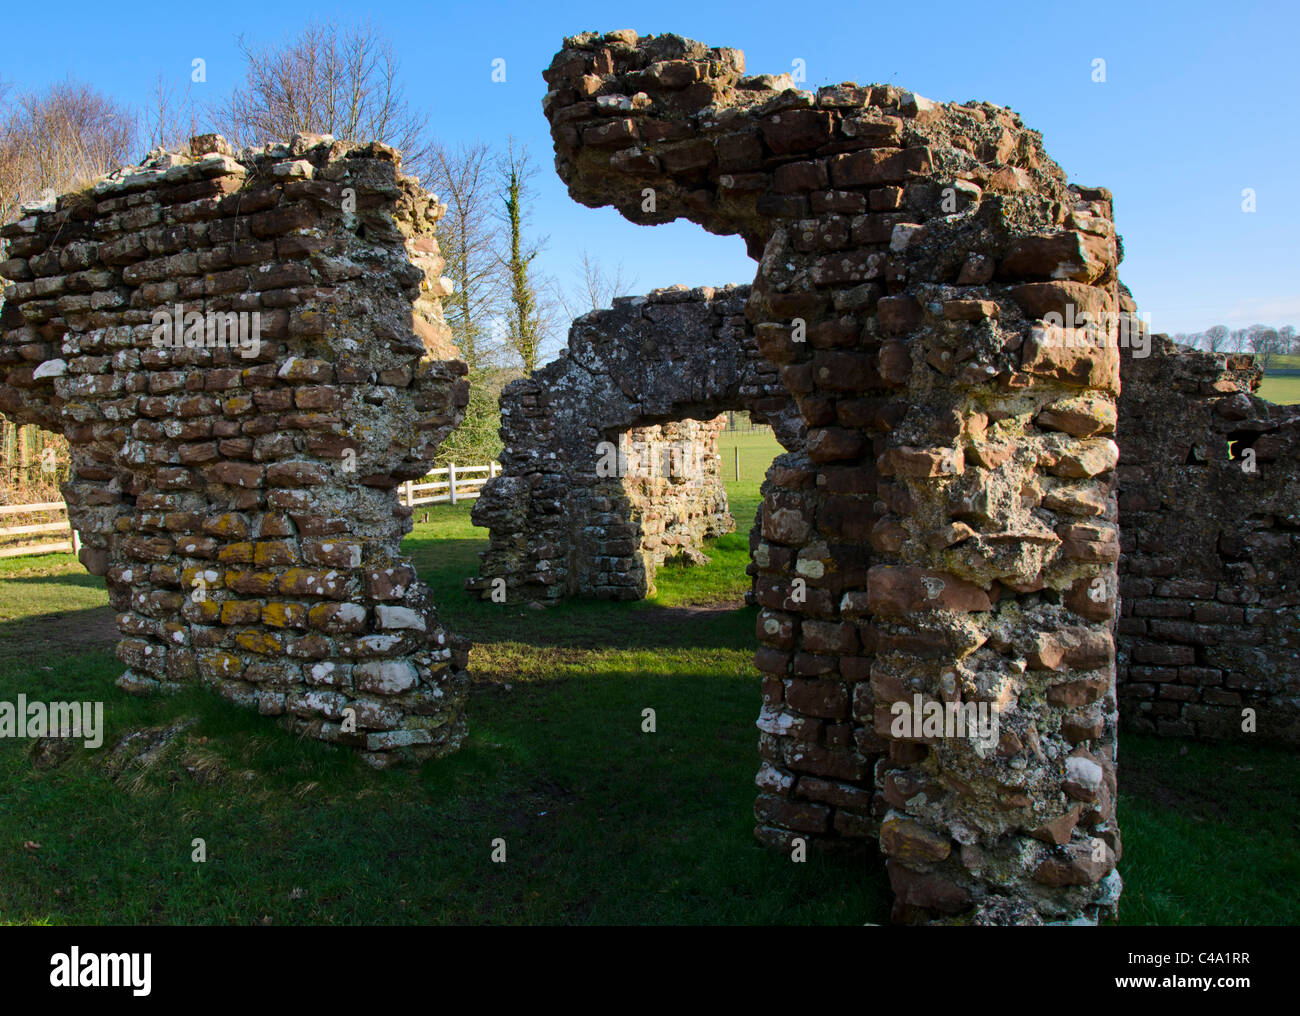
[1248, 325, 1282, 369]
[0, 78, 131, 502]
[1278, 325, 1296, 356]
[144, 72, 206, 152]
[213, 18, 430, 166]
[0, 78, 135, 225]
[557, 249, 635, 320]
[425, 141, 504, 370]
[1203, 325, 1230, 352]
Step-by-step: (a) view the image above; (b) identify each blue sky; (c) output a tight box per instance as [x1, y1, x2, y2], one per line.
[5, 0, 1298, 339]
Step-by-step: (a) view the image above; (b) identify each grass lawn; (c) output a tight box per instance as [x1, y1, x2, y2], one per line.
[0, 428, 1296, 925]
[1258, 375, 1300, 404]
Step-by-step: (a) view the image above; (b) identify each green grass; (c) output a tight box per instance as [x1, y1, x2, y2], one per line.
[0, 427, 1296, 925]
[1117, 736, 1300, 924]
[1258, 375, 1300, 404]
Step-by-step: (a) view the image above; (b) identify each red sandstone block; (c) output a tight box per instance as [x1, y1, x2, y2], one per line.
[889, 445, 962, 477]
[887, 859, 971, 914]
[755, 647, 792, 676]
[1047, 676, 1109, 707]
[998, 231, 1113, 285]
[1134, 644, 1196, 666]
[786, 678, 849, 719]
[265, 460, 329, 487]
[881, 817, 951, 863]
[801, 620, 859, 655]
[761, 110, 833, 155]
[773, 160, 828, 192]
[753, 793, 830, 834]
[797, 775, 873, 810]
[1201, 688, 1241, 706]
[1128, 665, 1179, 683]
[867, 566, 994, 616]
[1020, 326, 1120, 393]
[1193, 602, 1241, 624]
[1159, 684, 1198, 702]
[811, 189, 866, 214]
[784, 743, 868, 782]
[829, 146, 931, 187]
[1133, 598, 1192, 618]
[806, 427, 867, 462]
[792, 652, 837, 677]
[210, 461, 265, 488]
[1178, 666, 1223, 686]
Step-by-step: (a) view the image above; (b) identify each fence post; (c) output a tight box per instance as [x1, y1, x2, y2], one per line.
[734, 446, 740, 481]
[403, 480, 413, 507]
[70, 527, 80, 555]
[449, 462, 457, 505]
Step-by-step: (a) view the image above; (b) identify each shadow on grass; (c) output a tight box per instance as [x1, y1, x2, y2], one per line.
[0, 645, 887, 925]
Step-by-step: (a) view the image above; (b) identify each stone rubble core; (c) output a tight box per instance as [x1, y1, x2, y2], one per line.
[1117, 337, 1300, 741]
[544, 30, 1127, 924]
[0, 133, 471, 767]
[467, 283, 803, 603]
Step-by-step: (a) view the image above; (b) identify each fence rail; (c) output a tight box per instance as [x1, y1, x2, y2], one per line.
[0, 462, 502, 559]
[0, 501, 79, 560]
[402, 462, 500, 507]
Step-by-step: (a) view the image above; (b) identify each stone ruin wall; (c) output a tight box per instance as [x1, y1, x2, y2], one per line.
[0, 31, 1290, 927]
[1117, 338, 1300, 742]
[0, 133, 471, 767]
[613, 416, 733, 594]
[467, 283, 802, 603]
[546, 30, 1126, 924]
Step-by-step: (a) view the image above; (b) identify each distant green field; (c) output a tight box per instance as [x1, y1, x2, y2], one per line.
[1259, 376, 1300, 404]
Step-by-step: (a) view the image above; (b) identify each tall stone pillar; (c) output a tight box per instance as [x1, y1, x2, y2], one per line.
[543, 29, 1124, 922]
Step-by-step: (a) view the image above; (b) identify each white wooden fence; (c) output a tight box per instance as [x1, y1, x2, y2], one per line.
[0, 462, 503, 560]
[401, 462, 500, 507]
[0, 501, 80, 559]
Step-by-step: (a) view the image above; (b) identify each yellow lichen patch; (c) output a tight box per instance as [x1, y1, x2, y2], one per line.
[235, 630, 283, 654]
[263, 601, 308, 628]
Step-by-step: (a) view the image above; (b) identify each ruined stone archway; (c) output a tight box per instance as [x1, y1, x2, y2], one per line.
[467, 283, 803, 604]
[0, 134, 470, 767]
[3, 34, 1293, 928]
[543, 30, 1127, 924]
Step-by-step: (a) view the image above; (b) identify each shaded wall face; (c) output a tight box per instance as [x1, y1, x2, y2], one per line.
[546, 30, 1125, 924]
[1117, 339, 1300, 741]
[0, 134, 470, 766]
